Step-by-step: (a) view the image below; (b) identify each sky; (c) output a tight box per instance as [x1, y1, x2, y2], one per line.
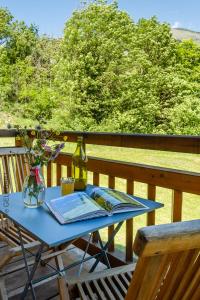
[0, 0, 200, 37]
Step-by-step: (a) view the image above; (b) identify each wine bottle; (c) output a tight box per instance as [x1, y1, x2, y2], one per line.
[72, 136, 87, 190]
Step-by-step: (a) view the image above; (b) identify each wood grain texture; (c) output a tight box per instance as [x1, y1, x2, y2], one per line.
[108, 176, 115, 252]
[125, 220, 200, 300]
[125, 180, 134, 262]
[133, 219, 200, 257]
[11, 130, 200, 154]
[56, 163, 61, 186]
[172, 190, 183, 222]
[92, 172, 100, 243]
[55, 153, 200, 195]
[147, 184, 156, 226]
[47, 162, 52, 187]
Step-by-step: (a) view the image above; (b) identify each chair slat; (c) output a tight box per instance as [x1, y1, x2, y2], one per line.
[15, 155, 23, 191]
[19, 154, 26, 181]
[5, 156, 13, 193]
[113, 274, 128, 295]
[160, 251, 196, 300]
[181, 260, 200, 300]
[119, 273, 130, 288]
[173, 250, 200, 300]
[23, 154, 30, 177]
[93, 279, 107, 300]
[0, 162, 4, 194]
[106, 276, 124, 300]
[1, 156, 9, 193]
[189, 282, 200, 300]
[99, 278, 116, 300]
[84, 282, 96, 299]
[0, 230, 19, 247]
[77, 283, 88, 300]
[10, 155, 19, 192]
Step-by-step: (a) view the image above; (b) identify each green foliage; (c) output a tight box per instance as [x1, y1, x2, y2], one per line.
[166, 96, 200, 135]
[0, 8, 13, 45]
[56, 0, 136, 128]
[0, 2, 200, 135]
[6, 21, 38, 64]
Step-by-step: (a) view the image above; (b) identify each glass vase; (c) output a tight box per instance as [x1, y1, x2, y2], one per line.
[22, 165, 45, 208]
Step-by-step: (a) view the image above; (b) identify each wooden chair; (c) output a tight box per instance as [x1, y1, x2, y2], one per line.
[0, 147, 69, 299]
[69, 219, 200, 300]
[0, 147, 39, 268]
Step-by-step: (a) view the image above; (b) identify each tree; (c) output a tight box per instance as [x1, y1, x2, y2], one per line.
[0, 7, 59, 124]
[0, 8, 13, 45]
[56, 0, 136, 129]
[57, 1, 197, 134]
[1, 4, 200, 135]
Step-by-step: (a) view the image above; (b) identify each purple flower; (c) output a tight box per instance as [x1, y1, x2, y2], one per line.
[50, 151, 59, 160]
[43, 145, 52, 152]
[59, 143, 65, 150]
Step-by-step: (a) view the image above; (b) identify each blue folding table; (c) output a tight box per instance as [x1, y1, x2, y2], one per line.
[0, 186, 163, 299]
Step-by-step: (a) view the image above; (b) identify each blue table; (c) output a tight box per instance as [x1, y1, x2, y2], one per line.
[0, 186, 163, 299]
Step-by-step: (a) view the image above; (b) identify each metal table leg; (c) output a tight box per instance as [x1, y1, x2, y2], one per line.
[89, 221, 124, 273]
[77, 232, 93, 277]
[17, 226, 44, 300]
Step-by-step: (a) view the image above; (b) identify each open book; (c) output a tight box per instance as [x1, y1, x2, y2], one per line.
[45, 185, 148, 224]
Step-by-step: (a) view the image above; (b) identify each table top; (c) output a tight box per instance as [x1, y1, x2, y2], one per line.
[0, 186, 163, 247]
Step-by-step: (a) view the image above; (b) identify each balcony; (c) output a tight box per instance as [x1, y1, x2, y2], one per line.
[0, 129, 200, 299]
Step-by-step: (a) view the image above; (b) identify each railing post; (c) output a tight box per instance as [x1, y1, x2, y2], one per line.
[126, 180, 134, 262]
[47, 162, 52, 187]
[67, 165, 72, 177]
[172, 190, 183, 222]
[147, 184, 156, 226]
[15, 137, 23, 148]
[56, 164, 61, 186]
[15, 136, 23, 192]
[92, 172, 100, 243]
[108, 176, 115, 252]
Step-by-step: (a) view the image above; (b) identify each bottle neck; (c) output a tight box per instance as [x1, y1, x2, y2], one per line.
[73, 139, 87, 162]
[76, 141, 83, 150]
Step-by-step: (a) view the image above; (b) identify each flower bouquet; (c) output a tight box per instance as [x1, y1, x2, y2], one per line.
[9, 125, 67, 208]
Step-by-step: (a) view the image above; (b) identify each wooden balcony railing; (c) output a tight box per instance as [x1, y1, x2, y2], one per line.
[1, 129, 200, 265]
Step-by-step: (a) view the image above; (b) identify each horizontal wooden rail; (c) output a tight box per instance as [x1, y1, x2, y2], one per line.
[55, 153, 200, 195]
[1, 129, 200, 153]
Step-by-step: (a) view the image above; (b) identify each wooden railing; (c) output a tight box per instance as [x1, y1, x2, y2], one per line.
[51, 152, 200, 262]
[1, 130, 200, 264]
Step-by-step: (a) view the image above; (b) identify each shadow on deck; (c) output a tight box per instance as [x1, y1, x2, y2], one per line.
[0, 241, 106, 299]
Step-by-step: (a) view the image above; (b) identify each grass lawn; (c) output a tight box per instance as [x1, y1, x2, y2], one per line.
[1, 137, 200, 252]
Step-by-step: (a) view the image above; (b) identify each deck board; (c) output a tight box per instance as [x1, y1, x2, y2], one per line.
[0, 241, 105, 299]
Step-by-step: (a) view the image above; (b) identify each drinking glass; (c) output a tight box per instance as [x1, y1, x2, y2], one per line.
[61, 177, 75, 196]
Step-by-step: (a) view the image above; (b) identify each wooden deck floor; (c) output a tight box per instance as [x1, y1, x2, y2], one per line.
[0, 241, 105, 300]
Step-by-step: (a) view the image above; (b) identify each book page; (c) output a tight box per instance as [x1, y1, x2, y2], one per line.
[89, 188, 120, 211]
[48, 192, 104, 222]
[88, 186, 147, 212]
